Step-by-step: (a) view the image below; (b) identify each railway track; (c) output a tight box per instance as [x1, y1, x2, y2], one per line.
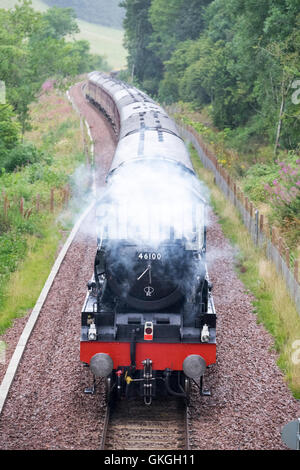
[101, 398, 191, 450]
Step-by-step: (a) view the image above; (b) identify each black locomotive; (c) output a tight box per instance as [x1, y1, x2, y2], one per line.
[80, 72, 216, 405]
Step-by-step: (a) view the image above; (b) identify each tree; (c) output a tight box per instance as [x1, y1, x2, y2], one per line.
[0, 105, 20, 150]
[120, 0, 163, 94]
[0, 1, 107, 136]
[149, 0, 212, 62]
[37, 6, 80, 40]
[0, 104, 21, 168]
[155, 0, 300, 151]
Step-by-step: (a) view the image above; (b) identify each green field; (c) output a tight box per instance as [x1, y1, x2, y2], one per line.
[0, 0, 126, 70]
[0, 0, 48, 11]
[75, 19, 126, 70]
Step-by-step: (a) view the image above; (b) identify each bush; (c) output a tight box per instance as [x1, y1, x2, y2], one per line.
[0, 230, 27, 276]
[2, 142, 49, 172]
[0, 104, 21, 151]
[264, 157, 300, 220]
[0, 142, 9, 170]
[225, 116, 270, 156]
[243, 163, 278, 202]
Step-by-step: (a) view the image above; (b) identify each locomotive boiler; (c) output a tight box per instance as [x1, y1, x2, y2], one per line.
[80, 72, 216, 404]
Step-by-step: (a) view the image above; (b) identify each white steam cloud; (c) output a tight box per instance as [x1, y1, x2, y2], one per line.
[96, 159, 209, 250]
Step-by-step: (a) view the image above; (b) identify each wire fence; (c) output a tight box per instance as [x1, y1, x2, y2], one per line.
[174, 118, 300, 316]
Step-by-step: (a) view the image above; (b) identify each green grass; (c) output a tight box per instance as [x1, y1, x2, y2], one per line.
[0, 217, 62, 334]
[190, 145, 300, 398]
[74, 20, 126, 70]
[0, 0, 48, 11]
[0, 0, 126, 70]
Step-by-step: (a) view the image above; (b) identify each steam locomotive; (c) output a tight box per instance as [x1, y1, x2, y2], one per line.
[80, 72, 216, 404]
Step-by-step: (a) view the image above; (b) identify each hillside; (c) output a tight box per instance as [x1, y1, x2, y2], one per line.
[43, 0, 125, 29]
[74, 20, 126, 70]
[0, 0, 126, 70]
[0, 0, 48, 11]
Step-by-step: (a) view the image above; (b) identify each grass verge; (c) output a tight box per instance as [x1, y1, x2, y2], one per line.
[0, 215, 62, 334]
[190, 145, 300, 398]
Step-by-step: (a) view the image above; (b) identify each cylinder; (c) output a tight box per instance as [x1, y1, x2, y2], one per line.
[183, 354, 206, 379]
[90, 353, 113, 377]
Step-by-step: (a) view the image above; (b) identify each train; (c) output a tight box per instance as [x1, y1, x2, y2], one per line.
[80, 71, 216, 405]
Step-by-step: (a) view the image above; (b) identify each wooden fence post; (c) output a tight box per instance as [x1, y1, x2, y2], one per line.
[285, 248, 290, 268]
[255, 209, 259, 245]
[259, 214, 264, 232]
[278, 237, 283, 256]
[250, 202, 253, 218]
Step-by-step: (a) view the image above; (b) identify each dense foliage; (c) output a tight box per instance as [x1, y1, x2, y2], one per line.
[121, 0, 300, 153]
[120, 0, 163, 94]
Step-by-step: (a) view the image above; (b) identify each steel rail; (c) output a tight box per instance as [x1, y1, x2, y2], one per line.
[100, 403, 111, 450]
[100, 397, 189, 451]
[185, 405, 191, 450]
